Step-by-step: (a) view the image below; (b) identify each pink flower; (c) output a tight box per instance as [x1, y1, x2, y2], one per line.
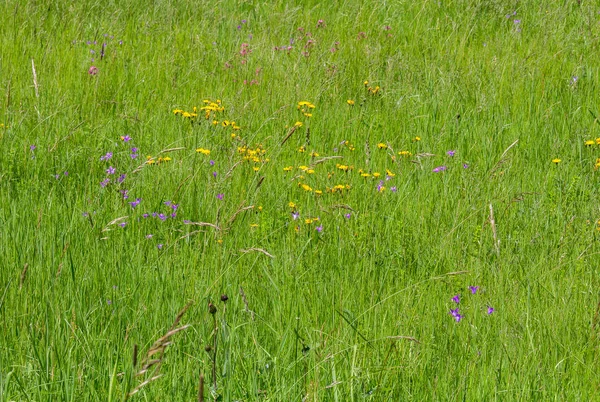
[88, 66, 98, 75]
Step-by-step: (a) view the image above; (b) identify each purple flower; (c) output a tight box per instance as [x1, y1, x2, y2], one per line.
[390, 186, 397, 192]
[100, 178, 110, 188]
[121, 135, 131, 142]
[292, 211, 300, 220]
[130, 153, 138, 159]
[170, 203, 178, 210]
[64, 171, 68, 176]
[514, 19, 521, 24]
[30, 145, 36, 151]
[449, 308, 462, 322]
[212, 171, 217, 178]
[146, 234, 153, 239]
[209, 160, 215, 166]
[376, 180, 385, 192]
[131, 147, 138, 153]
[119, 222, 126, 227]
[143, 213, 149, 218]
[451, 294, 460, 304]
[82, 212, 89, 217]
[106, 166, 116, 175]
[120, 189, 129, 199]
[171, 212, 177, 218]
[164, 201, 172, 207]
[54, 174, 60, 180]
[129, 198, 141, 208]
[117, 174, 126, 184]
[462, 163, 469, 169]
[158, 213, 167, 221]
[157, 244, 163, 250]
[100, 152, 113, 161]
[469, 286, 479, 294]
[106, 300, 112, 305]
[446, 150, 456, 156]
[487, 306, 495, 315]
[344, 213, 351, 219]
[432, 166, 447, 173]
[316, 225, 323, 233]
[216, 193, 224, 200]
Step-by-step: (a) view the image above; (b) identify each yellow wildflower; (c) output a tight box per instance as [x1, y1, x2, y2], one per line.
[298, 146, 306, 153]
[314, 190, 323, 195]
[386, 169, 395, 177]
[196, 148, 211, 155]
[552, 158, 561, 164]
[253, 166, 260, 172]
[288, 202, 296, 209]
[585, 140, 595, 146]
[347, 100, 355, 106]
[301, 184, 313, 192]
[294, 121, 303, 127]
[413, 136, 421, 142]
[373, 172, 381, 178]
[377, 143, 388, 149]
[283, 166, 293, 172]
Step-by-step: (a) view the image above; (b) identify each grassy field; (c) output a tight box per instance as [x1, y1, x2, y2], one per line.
[2, 0, 600, 400]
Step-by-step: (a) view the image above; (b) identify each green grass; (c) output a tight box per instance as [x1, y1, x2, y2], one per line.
[2, 0, 600, 400]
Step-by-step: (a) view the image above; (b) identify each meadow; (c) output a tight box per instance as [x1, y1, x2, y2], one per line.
[1, 0, 600, 400]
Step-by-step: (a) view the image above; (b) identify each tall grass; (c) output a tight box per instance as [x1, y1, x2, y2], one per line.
[1, 0, 600, 400]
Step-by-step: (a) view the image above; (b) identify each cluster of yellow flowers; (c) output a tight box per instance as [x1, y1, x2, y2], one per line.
[196, 148, 211, 155]
[364, 80, 381, 95]
[238, 145, 269, 170]
[146, 155, 172, 165]
[336, 163, 353, 172]
[297, 101, 315, 118]
[584, 138, 600, 146]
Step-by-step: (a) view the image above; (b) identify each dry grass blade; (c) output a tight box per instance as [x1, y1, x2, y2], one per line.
[224, 160, 242, 180]
[311, 155, 343, 166]
[329, 204, 354, 211]
[387, 335, 421, 343]
[19, 263, 29, 289]
[31, 59, 39, 98]
[226, 203, 254, 227]
[128, 303, 193, 397]
[240, 248, 275, 258]
[183, 221, 221, 230]
[281, 125, 298, 146]
[101, 216, 129, 232]
[158, 147, 185, 154]
[128, 375, 164, 397]
[489, 204, 500, 256]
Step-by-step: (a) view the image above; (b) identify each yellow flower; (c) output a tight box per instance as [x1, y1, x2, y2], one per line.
[386, 169, 395, 177]
[398, 151, 412, 157]
[347, 100, 355, 106]
[283, 166, 293, 172]
[377, 143, 388, 149]
[299, 165, 309, 171]
[253, 166, 260, 172]
[298, 146, 306, 153]
[196, 148, 211, 155]
[288, 202, 296, 209]
[310, 152, 319, 157]
[250, 223, 259, 228]
[162, 156, 172, 162]
[585, 140, 595, 146]
[361, 173, 371, 178]
[314, 190, 322, 195]
[301, 184, 313, 192]
[294, 121, 303, 127]
[552, 158, 561, 164]
[217, 239, 223, 244]
[373, 172, 381, 178]
[257, 206, 263, 211]
[307, 169, 315, 174]
[413, 136, 421, 142]
[363, 80, 369, 86]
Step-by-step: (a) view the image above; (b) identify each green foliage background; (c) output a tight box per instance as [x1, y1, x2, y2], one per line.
[1, 0, 600, 400]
